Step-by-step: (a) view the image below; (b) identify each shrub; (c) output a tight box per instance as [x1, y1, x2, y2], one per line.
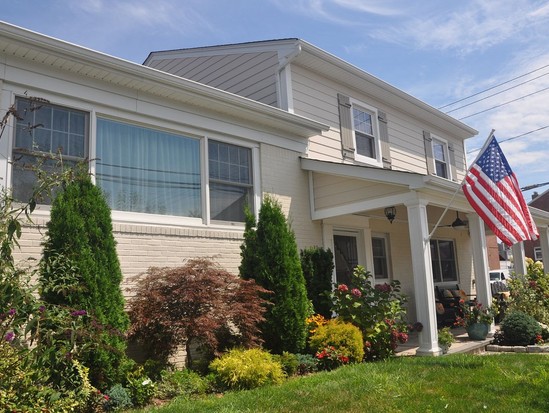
[239, 195, 309, 354]
[274, 351, 300, 376]
[309, 319, 364, 364]
[155, 369, 208, 400]
[331, 265, 408, 360]
[40, 169, 128, 388]
[300, 247, 334, 318]
[508, 258, 549, 324]
[126, 366, 155, 407]
[295, 353, 318, 375]
[500, 311, 542, 346]
[209, 348, 285, 390]
[128, 259, 269, 368]
[105, 384, 133, 411]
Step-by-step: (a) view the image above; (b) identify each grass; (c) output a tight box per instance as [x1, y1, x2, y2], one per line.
[131, 353, 549, 413]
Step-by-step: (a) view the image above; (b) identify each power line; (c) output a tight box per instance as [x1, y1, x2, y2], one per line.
[445, 72, 549, 114]
[466, 125, 549, 154]
[438, 63, 549, 110]
[458, 85, 549, 120]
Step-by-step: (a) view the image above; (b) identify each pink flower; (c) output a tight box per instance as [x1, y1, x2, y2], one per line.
[351, 288, 362, 297]
[4, 331, 15, 342]
[338, 284, 349, 292]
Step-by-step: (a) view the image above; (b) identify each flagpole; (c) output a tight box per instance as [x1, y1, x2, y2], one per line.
[425, 129, 495, 242]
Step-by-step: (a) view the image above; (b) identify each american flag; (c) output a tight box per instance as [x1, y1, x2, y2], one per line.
[462, 135, 538, 246]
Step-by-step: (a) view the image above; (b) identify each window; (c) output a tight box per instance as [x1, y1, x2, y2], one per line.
[333, 234, 359, 286]
[351, 102, 380, 164]
[432, 137, 449, 179]
[430, 239, 458, 283]
[534, 247, 542, 261]
[11, 97, 88, 201]
[208, 140, 253, 222]
[372, 235, 390, 281]
[96, 118, 202, 217]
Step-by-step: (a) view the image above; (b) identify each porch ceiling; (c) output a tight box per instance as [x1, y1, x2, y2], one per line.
[301, 158, 474, 221]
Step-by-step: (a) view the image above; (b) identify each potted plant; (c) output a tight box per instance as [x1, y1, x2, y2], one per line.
[438, 327, 455, 354]
[455, 301, 495, 340]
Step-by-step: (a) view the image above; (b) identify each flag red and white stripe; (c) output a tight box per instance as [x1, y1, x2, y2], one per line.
[462, 135, 538, 246]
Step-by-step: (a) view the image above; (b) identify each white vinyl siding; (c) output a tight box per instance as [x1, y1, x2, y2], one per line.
[146, 52, 279, 106]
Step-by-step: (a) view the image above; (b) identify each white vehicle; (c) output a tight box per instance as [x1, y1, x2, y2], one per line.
[489, 269, 511, 284]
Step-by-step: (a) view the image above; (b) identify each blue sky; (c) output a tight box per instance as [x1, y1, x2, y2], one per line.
[2, 0, 549, 199]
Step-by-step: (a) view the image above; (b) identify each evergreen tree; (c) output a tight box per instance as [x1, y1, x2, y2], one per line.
[40, 169, 128, 387]
[239, 195, 308, 354]
[300, 247, 334, 318]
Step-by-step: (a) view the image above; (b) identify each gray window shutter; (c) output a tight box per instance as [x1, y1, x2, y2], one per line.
[448, 143, 458, 182]
[337, 93, 355, 159]
[378, 111, 391, 169]
[423, 131, 435, 175]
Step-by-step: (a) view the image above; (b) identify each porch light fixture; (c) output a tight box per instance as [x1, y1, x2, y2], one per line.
[384, 206, 396, 223]
[451, 211, 468, 230]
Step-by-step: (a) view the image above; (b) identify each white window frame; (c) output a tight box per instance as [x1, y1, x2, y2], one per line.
[431, 135, 451, 180]
[371, 233, 391, 283]
[6, 93, 261, 229]
[534, 246, 543, 262]
[350, 98, 382, 167]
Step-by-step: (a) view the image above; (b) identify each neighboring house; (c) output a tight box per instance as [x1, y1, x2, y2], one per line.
[3, 24, 549, 356]
[524, 190, 549, 262]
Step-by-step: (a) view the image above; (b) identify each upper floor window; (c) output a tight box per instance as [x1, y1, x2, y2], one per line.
[430, 239, 458, 283]
[208, 140, 253, 222]
[11, 97, 88, 202]
[351, 101, 381, 165]
[534, 247, 543, 262]
[432, 137, 449, 179]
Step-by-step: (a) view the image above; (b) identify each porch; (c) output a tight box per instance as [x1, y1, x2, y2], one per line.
[396, 327, 492, 356]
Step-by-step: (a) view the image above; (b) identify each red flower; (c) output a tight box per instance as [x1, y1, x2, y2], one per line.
[338, 284, 349, 292]
[351, 288, 362, 297]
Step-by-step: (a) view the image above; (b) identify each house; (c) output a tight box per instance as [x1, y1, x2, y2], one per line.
[524, 189, 549, 262]
[2, 24, 549, 357]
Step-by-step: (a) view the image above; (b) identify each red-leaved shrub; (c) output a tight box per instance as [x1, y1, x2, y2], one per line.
[127, 258, 270, 367]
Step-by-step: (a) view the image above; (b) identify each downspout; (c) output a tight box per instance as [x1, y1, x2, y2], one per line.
[276, 42, 301, 113]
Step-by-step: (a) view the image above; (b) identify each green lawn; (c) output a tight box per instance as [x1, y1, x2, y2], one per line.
[133, 353, 549, 413]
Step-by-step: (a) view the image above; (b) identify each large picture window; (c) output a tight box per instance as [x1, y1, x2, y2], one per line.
[11, 97, 88, 201]
[430, 239, 458, 283]
[96, 118, 201, 217]
[208, 140, 253, 222]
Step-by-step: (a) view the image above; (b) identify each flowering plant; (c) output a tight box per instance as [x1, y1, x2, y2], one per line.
[455, 301, 495, 328]
[315, 345, 350, 370]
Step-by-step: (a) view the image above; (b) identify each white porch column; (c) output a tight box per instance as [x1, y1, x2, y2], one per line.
[467, 214, 494, 332]
[538, 226, 549, 266]
[406, 200, 440, 356]
[512, 242, 527, 276]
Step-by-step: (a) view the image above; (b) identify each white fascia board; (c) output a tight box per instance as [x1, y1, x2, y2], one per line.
[530, 206, 549, 226]
[0, 23, 328, 139]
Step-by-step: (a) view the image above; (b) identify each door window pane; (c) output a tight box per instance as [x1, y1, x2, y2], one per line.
[334, 234, 359, 286]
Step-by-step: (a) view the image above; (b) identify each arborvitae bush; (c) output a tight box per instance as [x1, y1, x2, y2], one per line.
[300, 247, 334, 318]
[128, 258, 269, 368]
[239, 195, 309, 354]
[209, 348, 285, 390]
[501, 310, 542, 346]
[39, 169, 128, 388]
[308, 319, 365, 363]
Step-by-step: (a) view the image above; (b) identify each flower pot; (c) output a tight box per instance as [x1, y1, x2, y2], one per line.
[466, 323, 490, 340]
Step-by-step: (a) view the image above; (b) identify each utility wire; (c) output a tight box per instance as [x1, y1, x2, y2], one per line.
[466, 125, 549, 154]
[438, 63, 549, 110]
[458, 85, 549, 120]
[445, 72, 549, 114]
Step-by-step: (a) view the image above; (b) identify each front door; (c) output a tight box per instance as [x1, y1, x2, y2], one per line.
[333, 233, 359, 286]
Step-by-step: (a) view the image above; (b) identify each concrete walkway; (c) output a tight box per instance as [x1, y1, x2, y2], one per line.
[396, 327, 492, 356]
